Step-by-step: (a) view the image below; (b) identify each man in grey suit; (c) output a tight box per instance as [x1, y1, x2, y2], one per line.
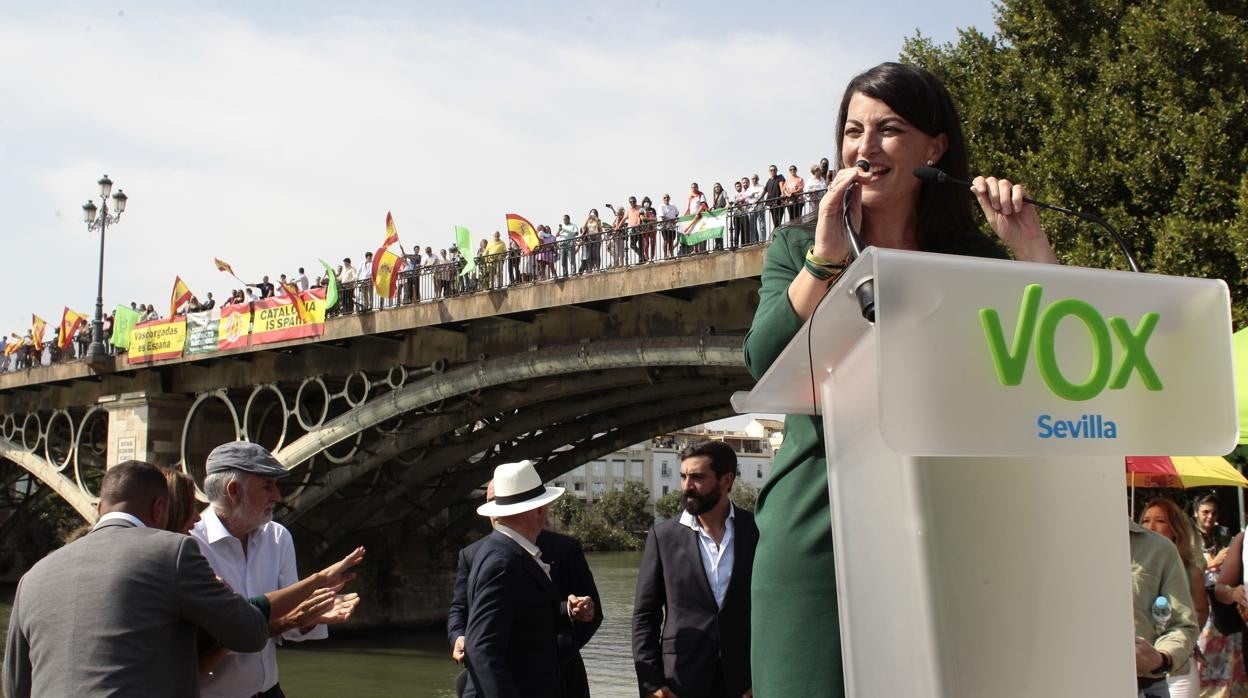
[3, 460, 271, 698]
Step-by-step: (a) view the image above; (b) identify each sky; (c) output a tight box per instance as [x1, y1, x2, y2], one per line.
[0, 0, 1000, 338]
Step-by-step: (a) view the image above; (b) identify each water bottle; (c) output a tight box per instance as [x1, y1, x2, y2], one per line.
[1152, 595, 1172, 635]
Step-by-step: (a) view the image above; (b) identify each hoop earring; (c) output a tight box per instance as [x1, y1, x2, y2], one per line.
[926, 159, 934, 166]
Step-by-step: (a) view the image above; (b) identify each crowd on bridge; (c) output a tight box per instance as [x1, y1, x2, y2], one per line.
[2, 159, 831, 373]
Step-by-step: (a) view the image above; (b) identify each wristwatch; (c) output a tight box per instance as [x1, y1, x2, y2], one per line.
[1156, 650, 1173, 675]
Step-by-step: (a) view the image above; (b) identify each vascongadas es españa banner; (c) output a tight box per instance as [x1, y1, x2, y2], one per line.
[127, 317, 187, 364]
[219, 288, 327, 350]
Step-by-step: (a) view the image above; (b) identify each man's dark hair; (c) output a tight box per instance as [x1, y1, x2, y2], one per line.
[678, 440, 739, 477]
[99, 460, 169, 508]
[1194, 493, 1219, 511]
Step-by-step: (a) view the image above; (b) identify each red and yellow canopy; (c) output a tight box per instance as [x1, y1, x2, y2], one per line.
[1126, 455, 1247, 489]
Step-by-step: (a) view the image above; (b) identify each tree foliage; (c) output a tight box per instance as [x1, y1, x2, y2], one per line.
[902, 0, 1248, 325]
[655, 490, 684, 520]
[595, 481, 653, 534]
[550, 493, 589, 528]
[730, 482, 759, 512]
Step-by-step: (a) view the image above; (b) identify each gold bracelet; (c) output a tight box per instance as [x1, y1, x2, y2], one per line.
[806, 248, 847, 268]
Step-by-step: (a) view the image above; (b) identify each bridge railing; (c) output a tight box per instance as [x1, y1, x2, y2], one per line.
[329, 190, 825, 315]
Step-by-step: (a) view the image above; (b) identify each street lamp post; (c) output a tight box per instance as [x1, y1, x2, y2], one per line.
[82, 175, 127, 370]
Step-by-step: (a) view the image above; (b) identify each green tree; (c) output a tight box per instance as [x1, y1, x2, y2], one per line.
[594, 481, 653, 534]
[730, 482, 759, 512]
[902, 0, 1248, 325]
[655, 490, 684, 520]
[550, 493, 588, 529]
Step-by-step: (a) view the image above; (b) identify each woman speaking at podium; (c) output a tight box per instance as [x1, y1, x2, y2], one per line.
[743, 61, 1059, 696]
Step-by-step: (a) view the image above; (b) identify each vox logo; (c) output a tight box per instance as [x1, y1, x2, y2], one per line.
[979, 284, 1162, 401]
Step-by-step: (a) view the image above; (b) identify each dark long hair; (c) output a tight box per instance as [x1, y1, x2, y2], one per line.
[835, 62, 977, 250]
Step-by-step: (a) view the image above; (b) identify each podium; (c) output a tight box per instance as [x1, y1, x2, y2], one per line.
[732, 247, 1237, 697]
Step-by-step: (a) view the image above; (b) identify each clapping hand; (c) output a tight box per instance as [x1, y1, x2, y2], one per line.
[568, 594, 595, 623]
[314, 592, 360, 625]
[317, 546, 366, 589]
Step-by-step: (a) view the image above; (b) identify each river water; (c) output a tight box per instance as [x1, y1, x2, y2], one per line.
[0, 550, 642, 697]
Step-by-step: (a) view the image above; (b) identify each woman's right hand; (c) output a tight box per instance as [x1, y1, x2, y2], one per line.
[812, 165, 872, 261]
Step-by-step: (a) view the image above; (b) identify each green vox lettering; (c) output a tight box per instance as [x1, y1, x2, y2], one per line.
[979, 284, 1162, 401]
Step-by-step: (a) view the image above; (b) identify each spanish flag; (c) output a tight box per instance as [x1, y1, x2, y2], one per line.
[170, 276, 193, 317]
[506, 213, 541, 253]
[280, 281, 311, 324]
[58, 307, 88, 349]
[31, 315, 46, 352]
[373, 248, 405, 299]
[214, 257, 235, 275]
[383, 212, 399, 249]
[374, 213, 406, 299]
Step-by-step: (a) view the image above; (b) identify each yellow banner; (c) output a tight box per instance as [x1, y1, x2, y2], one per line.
[250, 290, 327, 345]
[128, 317, 187, 364]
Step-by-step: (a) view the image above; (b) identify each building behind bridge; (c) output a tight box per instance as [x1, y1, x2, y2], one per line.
[550, 418, 784, 510]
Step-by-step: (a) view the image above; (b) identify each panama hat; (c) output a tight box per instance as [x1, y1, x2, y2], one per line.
[477, 461, 564, 517]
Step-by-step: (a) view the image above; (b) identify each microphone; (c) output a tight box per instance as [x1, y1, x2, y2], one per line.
[912, 166, 1141, 272]
[842, 160, 874, 321]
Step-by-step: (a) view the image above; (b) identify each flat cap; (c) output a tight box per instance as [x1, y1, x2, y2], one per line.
[205, 441, 289, 479]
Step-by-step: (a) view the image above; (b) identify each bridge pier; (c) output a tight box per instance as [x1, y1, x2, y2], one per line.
[99, 392, 191, 468]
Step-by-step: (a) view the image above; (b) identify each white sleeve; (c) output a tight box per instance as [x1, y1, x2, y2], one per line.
[278, 527, 328, 642]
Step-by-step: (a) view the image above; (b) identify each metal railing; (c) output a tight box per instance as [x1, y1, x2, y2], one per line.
[329, 190, 826, 315]
[6, 190, 829, 367]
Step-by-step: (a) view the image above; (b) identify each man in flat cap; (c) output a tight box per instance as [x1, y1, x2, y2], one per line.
[191, 441, 345, 698]
[463, 461, 595, 698]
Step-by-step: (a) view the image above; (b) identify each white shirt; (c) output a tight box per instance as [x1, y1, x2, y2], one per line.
[94, 511, 145, 529]
[341, 265, 357, 283]
[659, 203, 681, 224]
[495, 523, 551, 578]
[679, 504, 737, 608]
[191, 507, 327, 698]
[686, 192, 707, 215]
[297, 274, 310, 292]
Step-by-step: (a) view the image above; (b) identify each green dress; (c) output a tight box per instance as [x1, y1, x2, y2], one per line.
[744, 224, 1005, 697]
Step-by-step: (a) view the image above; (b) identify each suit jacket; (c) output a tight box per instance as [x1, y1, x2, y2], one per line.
[463, 530, 565, 698]
[3, 519, 268, 698]
[449, 530, 603, 656]
[632, 508, 758, 698]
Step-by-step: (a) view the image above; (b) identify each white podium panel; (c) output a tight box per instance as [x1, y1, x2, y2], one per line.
[732, 247, 1236, 698]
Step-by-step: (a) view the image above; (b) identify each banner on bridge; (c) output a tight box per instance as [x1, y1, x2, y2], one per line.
[185, 310, 220, 355]
[217, 303, 251, 351]
[250, 288, 327, 346]
[127, 317, 187, 364]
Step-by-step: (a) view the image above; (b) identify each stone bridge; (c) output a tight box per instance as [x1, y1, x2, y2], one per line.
[0, 247, 766, 594]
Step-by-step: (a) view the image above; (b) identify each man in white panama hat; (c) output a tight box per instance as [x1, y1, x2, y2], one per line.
[462, 461, 595, 698]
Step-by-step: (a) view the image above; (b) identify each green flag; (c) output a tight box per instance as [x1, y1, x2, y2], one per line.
[456, 226, 476, 277]
[677, 207, 728, 247]
[111, 305, 141, 349]
[318, 259, 339, 310]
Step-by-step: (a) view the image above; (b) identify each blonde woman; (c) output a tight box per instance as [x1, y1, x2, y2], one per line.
[1140, 497, 1209, 698]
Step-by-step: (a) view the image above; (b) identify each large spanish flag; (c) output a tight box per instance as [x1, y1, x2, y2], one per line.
[170, 276, 193, 317]
[373, 248, 405, 299]
[58, 307, 88, 349]
[506, 213, 541, 253]
[31, 315, 46, 352]
[374, 212, 406, 299]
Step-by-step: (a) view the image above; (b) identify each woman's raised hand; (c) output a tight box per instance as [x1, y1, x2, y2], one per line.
[971, 176, 1057, 263]
[813, 166, 872, 261]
